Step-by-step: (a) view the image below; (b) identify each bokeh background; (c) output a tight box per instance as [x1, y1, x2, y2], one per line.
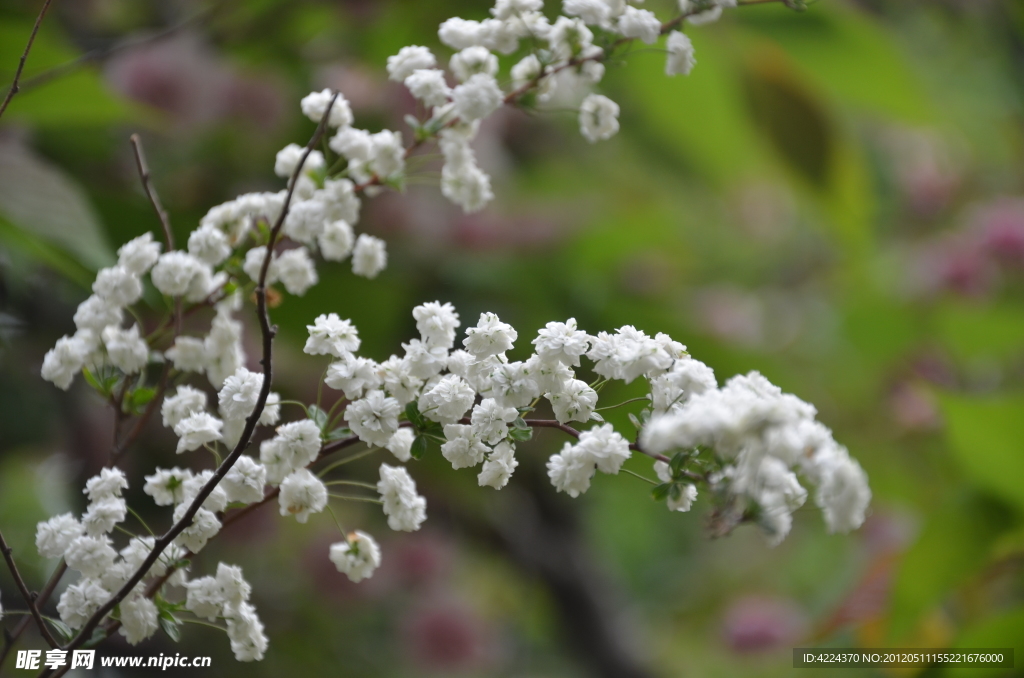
[2, 0, 1024, 676]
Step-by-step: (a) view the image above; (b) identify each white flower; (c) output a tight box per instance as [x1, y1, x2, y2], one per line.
[811, 447, 871, 534]
[346, 390, 401, 447]
[57, 578, 109, 630]
[547, 442, 595, 498]
[41, 334, 89, 390]
[464, 312, 517, 357]
[385, 428, 416, 462]
[217, 563, 252, 607]
[36, 513, 84, 559]
[419, 374, 476, 424]
[65, 534, 117, 578]
[329, 127, 373, 164]
[319, 220, 355, 261]
[330, 531, 381, 583]
[617, 6, 661, 43]
[188, 223, 232, 266]
[274, 143, 325, 178]
[243, 246, 276, 284]
[278, 469, 328, 523]
[274, 247, 319, 295]
[377, 355, 424, 405]
[161, 385, 207, 429]
[300, 88, 353, 127]
[478, 441, 518, 489]
[185, 576, 225, 621]
[587, 325, 672, 383]
[222, 456, 268, 505]
[325, 353, 381, 400]
[173, 411, 223, 454]
[117, 232, 161, 275]
[82, 497, 127, 535]
[101, 324, 149, 373]
[165, 336, 207, 373]
[260, 419, 322, 481]
[205, 310, 246, 389]
[226, 602, 268, 662]
[150, 251, 207, 298]
[93, 265, 143, 307]
[665, 30, 696, 76]
[683, 0, 723, 26]
[318, 178, 361, 224]
[351, 234, 387, 279]
[654, 461, 698, 512]
[386, 45, 436, 82]
[548, 16, 594, 60]
[578, 424, 631, 474]
[119, 595, 158, 645]
[143, 467, 193, 506]
[452, 73, 503, 121]
[563, 0, 611, 26]
[492, 0, 544, 20]
[413, 301, 461, 349]
[402, 338, 449, 380]
[471, 398, 519, 444]
[84, 467, 128, 501]
[579, 93, 620, 142]
[73, 295, 122, 332]
[736, 456, 807, 546]
[450, 46, 498, 82]
[486, 360, 540, 408]
[173, 505, 222, 553]
[441, 424, 489, 469]
[526, 354, 574, 394]
[260, 392, 281, 427]
[305, 313, 360, 357]
[283, 199, 327, 245]
[548, 379, 598, 424]
[405, 69, 451, 108]
[369, 130, 405, 179]
[439, 17, 485, 50]
[180, 470, 230, 513]
[377, 463, 427, 532]
[441, 157, 494, 214]
[532, 318, 590, 366]
[649, 358, 717, 414]
[218, 368, 264, 421]
[511, 54, 546, 90]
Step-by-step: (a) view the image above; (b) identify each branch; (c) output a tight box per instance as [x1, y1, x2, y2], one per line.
[0, 530, 59, 649]
[0, 0, 55, 121]
[56, 92, 342, 660]
[129, 134, 174, 251]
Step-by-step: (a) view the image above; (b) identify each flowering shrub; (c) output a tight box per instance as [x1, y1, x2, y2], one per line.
[3, 0, 870, 670]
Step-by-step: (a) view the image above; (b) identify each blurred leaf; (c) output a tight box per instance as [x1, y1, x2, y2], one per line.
[410, 434, 427, 460]
[0, 140, 114, 275]
[947, 607, 1024, 678]
[159, 613, 181, 642]
[888, 493, 1011, 642]
[308, 404, 329, 430]
[937, 392, 1024, 513]
[934, 301, 1024, 362]
[46, 618, 74, 642]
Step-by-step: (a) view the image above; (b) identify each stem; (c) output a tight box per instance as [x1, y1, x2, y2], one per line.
[325, 505, 347, 537]
[130, 134, 174, 251]
[323, 480, 378, 490]
[180, 618, 227, 632]
[316, 447, 377, 477]
[0, 0, 55, 121]
[621, 468, 657, 486]
[0, 561, 66, 671]
[328, 494, 383, 506]
[0, 530, 59, 648]
[126, 507, 155, 537]
[596, 396, 650, 412]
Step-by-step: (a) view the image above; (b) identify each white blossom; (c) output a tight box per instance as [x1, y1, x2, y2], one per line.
[413, 301, 461, 349]
[346, 390, 401, 447]
[486, 360, 540, 409]
[405, 69, 451, 108]
[151, 251, 211, 300]
[325, 353, 381, 400]
[217, 563, 252, 607]
[180, 470, 230, 513]
[93, 265, 143, 307]
[144, 467, 193, 506]
[300, 89, 353, 128]
[226, 602, 268, 662]
[587, 325, 673, 383]
[41, 334, 89, 390]
[283, 199, 327, 245]
[259, 419, 322, 484]
[377, 463, 427, 531]
[173, 411, 223, 454]
[222, 456, 268, 505]
[274, 143, 325, 179]
[278, 469, 328, 523]
[492, 0, 544, 20]
[82, 497, 127, 536]
[188, 223, 233, 266]
[101, 324, 149, 373]
[218, 368, 264, 421]
[617, 6, 661, 43]
[173, 504, 222, 553]
[351, 234, 388, 279]
[274, 247, 319, 295]
[563, 0, 611, 26]
[377, 355, 424, 405]
[117, 232, 161, 275]
[548, 379, 599, 424]
[464, 312, 518, 357]
[387, 45, 436, 82]
[119, 595, 159, 645]
[665, 30, 696, 76]
[419, 374, 476, 424]
[441, 424, 489, 469]
[385, 428, 416, 462]
[319, 220, 355, 261]
[478, 441, 518, 489]
[161, 385, 207, 429]
[57, 578, 109, 629]
[452, 73, 503, 122]
[439, 18, 485, 50]
[84, 467, 128, 501]
[548, 16, 594, 60]
[165, 336, 207, 373]
[533, 318, 590, 366]
[579, 93, 620, 142]
[65, 535, 118, 578]
[471, 398, 519, 444]
[330, 531, 381, 583]
[450, 46, 498, 82]
[73, 295, 122, 332]
[186, 576, 226, 621]
[36, 513, 84, 559]
[305, 313, 360, 357]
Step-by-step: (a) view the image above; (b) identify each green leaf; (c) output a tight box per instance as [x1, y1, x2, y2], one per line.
[159, 613, 181, 642]
[512, 417, 529, 430]
[82, 368, 103, 393]
[405, 401, 425, 428]
[46, 618, 73, 642]
[668, 483, 682, 502]
[410, 435, 428, 460]
[128, 387, 156, 413]
[651, 483, 671, 502]
[937, 392, 1024, 512]
[326, 427, 352, 441]
[308, 404, 329, 431]
[509, 427, 533, 442]
[669, 451, 688, 478]
[589, 411, 605, 423]
[628, 413, 642, 431]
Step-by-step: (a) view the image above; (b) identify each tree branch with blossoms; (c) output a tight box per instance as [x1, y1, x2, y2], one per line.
[2, 0, 870, 673]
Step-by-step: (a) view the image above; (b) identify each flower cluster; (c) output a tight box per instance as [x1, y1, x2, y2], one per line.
[23, 0, 841, 665]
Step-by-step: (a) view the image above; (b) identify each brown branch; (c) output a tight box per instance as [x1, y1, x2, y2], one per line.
[0, 560, 66, 671]
[130, 134, 174, 251]
[0, 530, 59, 649]
[55, 92, 342, 663]
[0, 0, 55, 121]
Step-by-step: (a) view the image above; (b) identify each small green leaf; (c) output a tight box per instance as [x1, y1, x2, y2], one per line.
[670, 451, 688, 477]
[628, 413, 642, 430]
[326, 427, 352, 441]
[509, 427, 533, 442]
[46, 618, 73, 642]
[159, 614, 181, 642]
[82, 368, 103, 392]
[308, 405, 329, 431]
[589, 411, 605, 422]
[410, 435, 428, 460]
[405, 401, 425, 428]
[128, 387, 156, 413]
[669, 483, 682, 501]
[651, 483, 671, 501]
[513, 417, 529, 430]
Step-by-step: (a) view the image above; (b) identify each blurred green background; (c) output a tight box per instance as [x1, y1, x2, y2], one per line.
[1, 0, 1024, 675]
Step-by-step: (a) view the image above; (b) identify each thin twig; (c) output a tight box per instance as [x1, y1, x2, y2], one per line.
[0, 530, 59, 648]
[0, 0, 55, 121]
[130, 134, 174, 251]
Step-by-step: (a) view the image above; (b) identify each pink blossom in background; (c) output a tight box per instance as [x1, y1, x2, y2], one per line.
[721, 595, 807, 653]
